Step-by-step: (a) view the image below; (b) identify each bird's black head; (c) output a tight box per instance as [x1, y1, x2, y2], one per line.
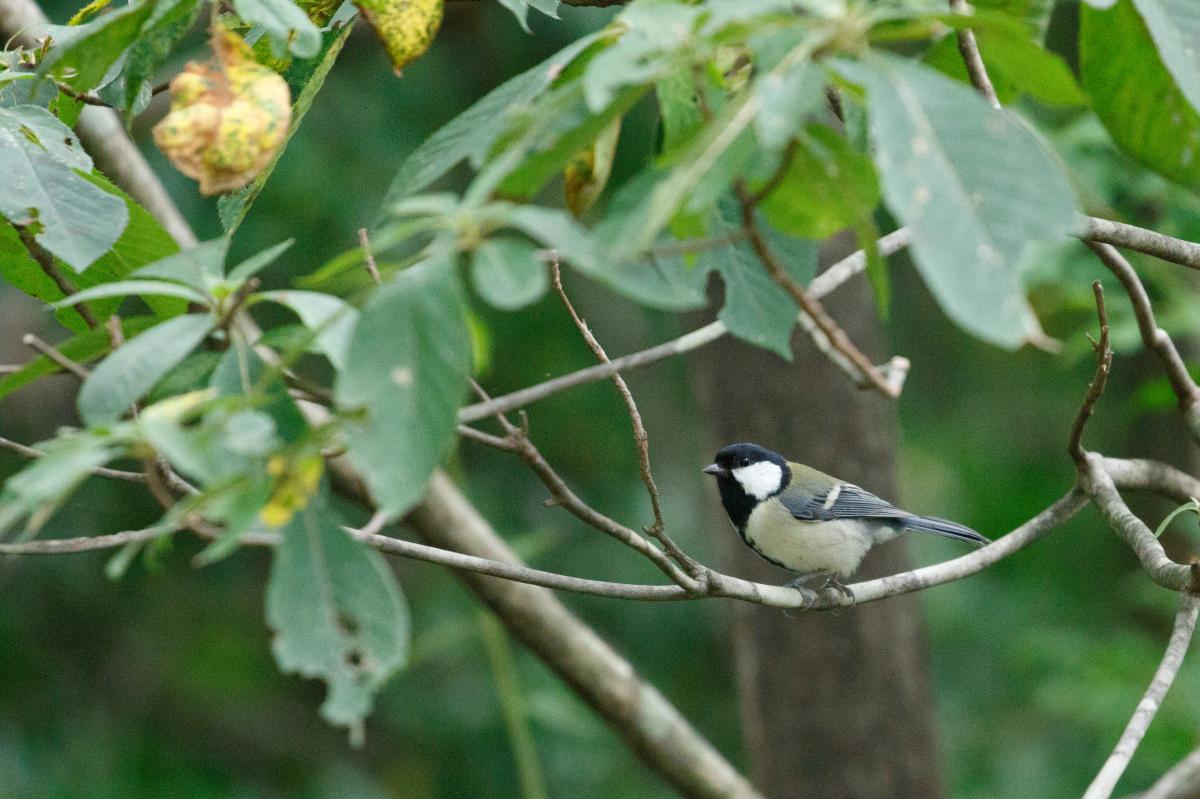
[703, 443, 791, 529]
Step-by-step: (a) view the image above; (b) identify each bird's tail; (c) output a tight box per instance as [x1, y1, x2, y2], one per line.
[901, 515, 990, 546]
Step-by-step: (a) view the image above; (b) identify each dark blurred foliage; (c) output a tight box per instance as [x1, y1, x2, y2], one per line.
[3, 2, 1200, 797]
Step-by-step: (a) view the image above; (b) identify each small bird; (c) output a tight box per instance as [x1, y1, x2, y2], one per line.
[703, 442, 989, 598]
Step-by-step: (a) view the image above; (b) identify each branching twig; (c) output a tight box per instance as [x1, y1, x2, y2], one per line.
[15, 225, 98, 329]
[460, 382, 697, 589]
[547, 257, 702, 579]
[1087, 242, 1200, 435]
[1084, 591, 1200, 799]
[22, 333, 89, 380]
[1082, 454, 1199, 592]
[1069, 282, 1112, 467]
[459, 230, 913, 424]
[737, 187, 902, 397]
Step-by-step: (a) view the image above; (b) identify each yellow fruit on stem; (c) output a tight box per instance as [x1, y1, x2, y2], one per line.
[354, 0, 443, 74]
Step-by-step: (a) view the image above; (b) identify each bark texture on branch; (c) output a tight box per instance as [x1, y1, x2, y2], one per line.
[408, 472, 764, 799]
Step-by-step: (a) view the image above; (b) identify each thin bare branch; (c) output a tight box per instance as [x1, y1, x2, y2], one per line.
[1082, 452, 1199, 592]
[352, 525, 690, 601]
[548, 256, 701, 579]
[1083, 217, 1200, 271]
[53, 81, 110, 107]
[738, 188, 902, 397]
[22, 334, 90, 380]
[0, 434, 149, 483]
[1088, 242, 1200, 434]
[1104, 458, 1200, 504]
[460, 385, 696, 589]
[15, 225, 99, 329]
[0, 524, 176, 554]
[1084, 591, 1200, 799]
[948, 0, 1001, 108]
[1070, 282, 1112, 466]
[358, 227, 382, 285]
[460, 229, 912, 423]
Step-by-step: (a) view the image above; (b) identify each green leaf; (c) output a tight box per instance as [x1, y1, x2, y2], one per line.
[1081, 0, 1200, 189]
[381, 33, 602, 206]
[228, 238, 294, 282]
[0, 173, 177, 331]
[0, 106, 128, 271]
[266, 494, 409, 733]
[39, 1, 157, 91]
[505, 205, 598, 272]
[700, 197, 815, 358]
[334, 257, 470, 517]
[760, 124, 881, 240]
[120, 0, 203, 117]
[974, 0, 1057, 38]
[0, 316, 157, 401]
[79, 314, 215, 426]
[753, 60, 825, 151]
[497, 83, 646, 200]
[232, 0, 322, 59]
[132, 237, 229, 291]
[469, 236, 549, 310]
[581, 2, 704, 111]
[5, 105, 91, 170]
[256, 290, 359, 371]
[218, 23, 355, 233]
[1131, 0, 1200, 115]
[0, 431, 120, 535]
[924, 28, 1084, 106]
[844, 57, 1079, 349]
[50, 278, 208, 308]
[496, 0, 560, 33]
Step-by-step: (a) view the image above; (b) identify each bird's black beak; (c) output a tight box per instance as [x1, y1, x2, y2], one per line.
[702, 463, 727, 477]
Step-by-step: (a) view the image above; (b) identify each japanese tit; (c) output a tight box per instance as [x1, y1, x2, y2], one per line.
[704, 442, 989, 596]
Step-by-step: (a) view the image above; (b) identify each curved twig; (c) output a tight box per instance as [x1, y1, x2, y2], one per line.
[1084, 591, 1200, 799]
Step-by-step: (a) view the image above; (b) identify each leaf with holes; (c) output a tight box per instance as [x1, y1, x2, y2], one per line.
[266, 493, 409, 732]
[0, 107, 128, 271]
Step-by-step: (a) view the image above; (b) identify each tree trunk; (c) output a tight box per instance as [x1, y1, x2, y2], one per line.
[690, 243, 942, 798]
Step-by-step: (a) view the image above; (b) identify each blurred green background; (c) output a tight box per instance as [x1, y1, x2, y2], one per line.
[3, 2, 1200, 797]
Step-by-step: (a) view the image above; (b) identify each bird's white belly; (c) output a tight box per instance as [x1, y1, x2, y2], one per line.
[742, 501, 875, 577]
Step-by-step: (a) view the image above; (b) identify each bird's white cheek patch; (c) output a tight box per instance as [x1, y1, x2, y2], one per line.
[732, 462, 783, 500]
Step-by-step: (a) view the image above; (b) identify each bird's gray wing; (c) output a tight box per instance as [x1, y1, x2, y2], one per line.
[779, 483, 909, 522]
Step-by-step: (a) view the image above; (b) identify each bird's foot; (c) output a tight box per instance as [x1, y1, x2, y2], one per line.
[818, 574, 855, 606]
[780, 575, 819, 611]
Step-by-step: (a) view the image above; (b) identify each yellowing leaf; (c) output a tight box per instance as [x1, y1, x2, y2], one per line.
[564, 117, 620, 217]
[152, 28, 292, 195]
[354, 0, 443, 74]
[260, 454, 324, 527]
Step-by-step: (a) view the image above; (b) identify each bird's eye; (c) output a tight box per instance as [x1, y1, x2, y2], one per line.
[740, 457, 750, 467]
